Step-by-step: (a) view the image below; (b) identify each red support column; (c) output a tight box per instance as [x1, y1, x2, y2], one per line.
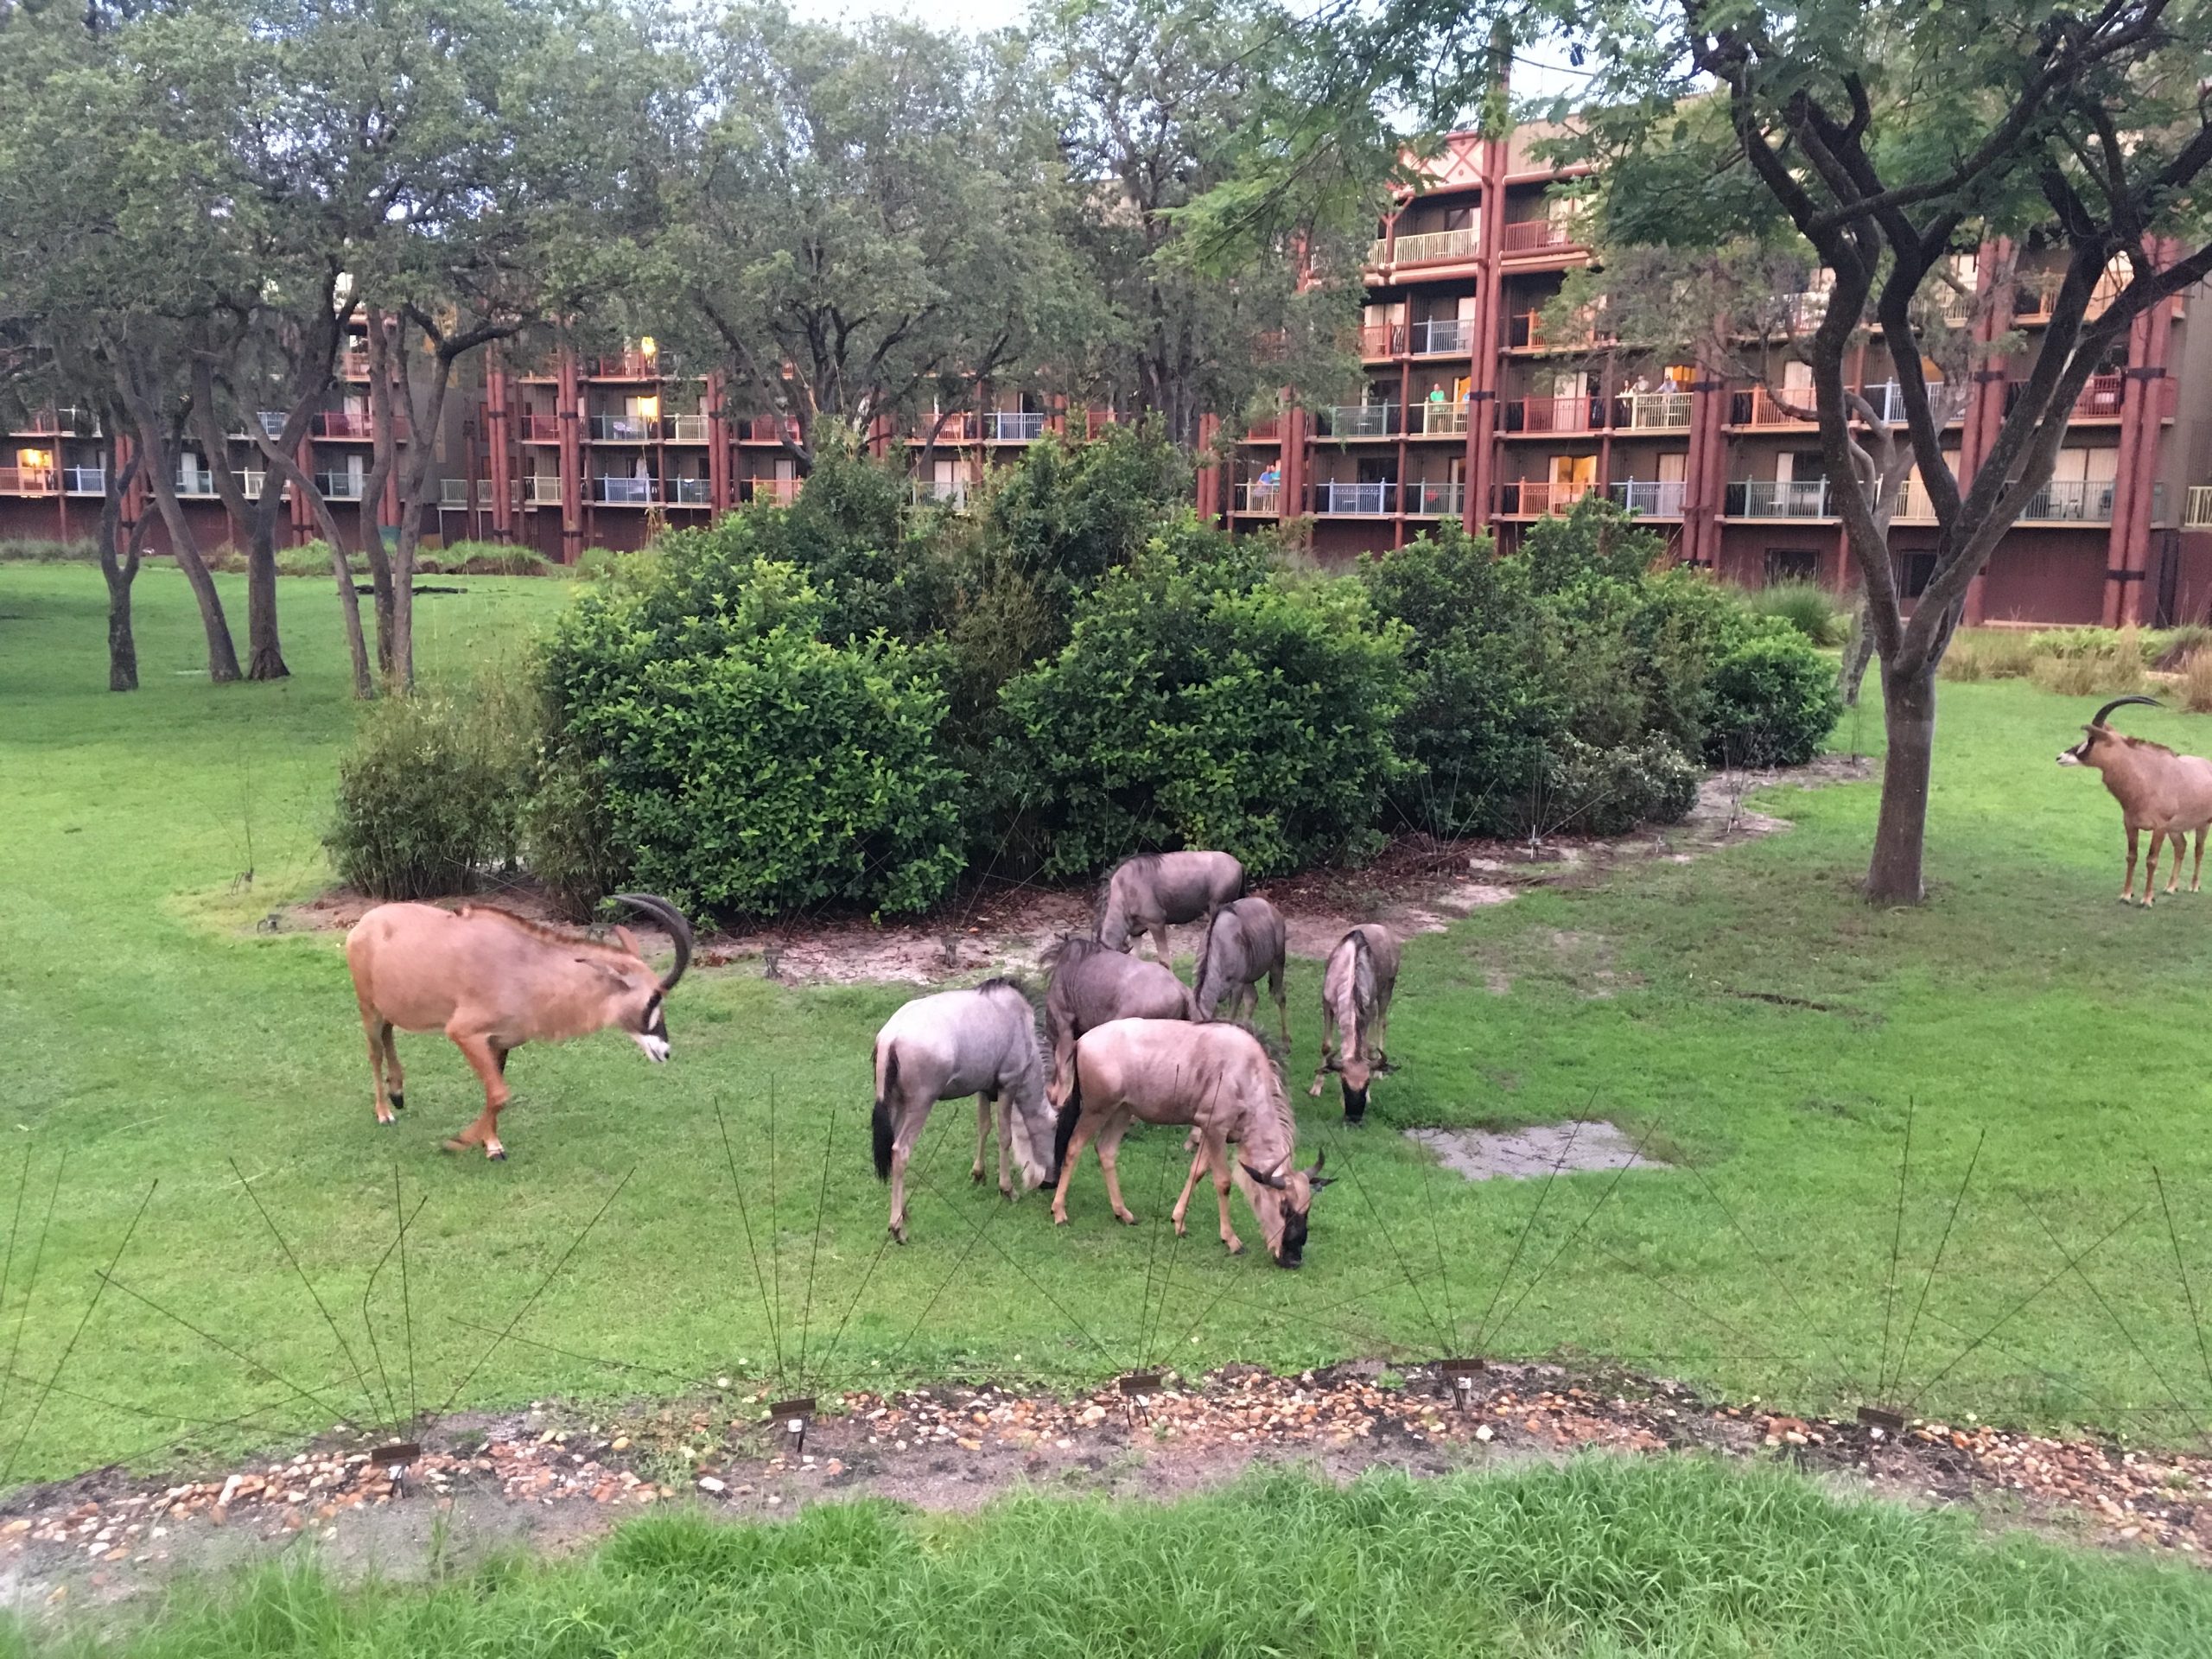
[2112, 289, 2176, 626]
[1958, 238, 2006, 624]
[486, 359, 514, 543]
[1464, 134, 1509, 537]
[557, 349, 583, 563]
[1196, 412, 1222, 524]
[706, 371, 731, 515]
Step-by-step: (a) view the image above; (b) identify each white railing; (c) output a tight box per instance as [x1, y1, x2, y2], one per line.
[62, 466, 105, 495]
[1376, 226, 1478, 265]
[523, 475, 562, 506]
[1409, 317, 1473, 354]
[594, 475, 653, 504]
[2018, 479, 2116, 524]
[1731, 479, 1833, 518]
[668, 414, 710, 442]
[987, 410, 1045, 442]
[1862, 380, 1955, 425]
[913, 479, 969, 509]
[1404, 480, 1465, 516]
[314, 471, 364, 500]
[1779, 290, 1832, 333]
[175, 469, 217, 498]
[1609, 480, 1687, 518]
[588, 415, 657, 442]
[667, 478, 712, 505]
[1617, 391, 1692, 430]
[2187, 485, 2212, 529]
[1320, 404, 1397, 439]
[238, 470, 267, 500]
[1408, 400, 1470, 435]
[1313, 480, 1395, 515]
[1893, 480, 1936, 523]
[1233, 482, 1282, 515]
[440, 478, 472, 507]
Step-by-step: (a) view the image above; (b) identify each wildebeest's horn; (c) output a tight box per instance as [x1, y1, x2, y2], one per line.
[1241, 1160, 1287, 1191]
[1304, 1150, 1325, 1178]
[614, 893, 693, 993]
[2089, 695, 2160, 729]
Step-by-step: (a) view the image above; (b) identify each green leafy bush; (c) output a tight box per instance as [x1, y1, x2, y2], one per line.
[540, 550, 964, 918]
[326, 680, 538, 899]
[999, 522, 1408, 876]
[1534, 734, 1700, 836]
[1703, 631, 1843, 766]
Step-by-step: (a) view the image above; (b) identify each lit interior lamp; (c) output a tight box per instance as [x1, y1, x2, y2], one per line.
[639, 336, 658, 359]
[637, 396, 660, 420]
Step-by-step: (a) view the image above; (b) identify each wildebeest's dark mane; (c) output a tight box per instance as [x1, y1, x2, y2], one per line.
[1042, 933, 1109, 973]
[975, 974, 1042, 1008]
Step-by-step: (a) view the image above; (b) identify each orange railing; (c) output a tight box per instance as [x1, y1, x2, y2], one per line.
[1501, 218, 1576, 254]
[1501, 395, 1605, 434]
[1497, 480, 1595, 516]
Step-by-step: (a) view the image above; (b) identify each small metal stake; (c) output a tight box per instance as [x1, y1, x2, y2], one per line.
[766, 1396, 816, 1457]
[1856, 1404, 1906, 1436]
[370, 1440, 421, 1497]
[1437, 1357, 1484, 1412]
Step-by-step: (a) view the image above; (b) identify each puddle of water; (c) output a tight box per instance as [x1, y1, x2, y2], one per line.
[1406, 1121, 1669, 1181]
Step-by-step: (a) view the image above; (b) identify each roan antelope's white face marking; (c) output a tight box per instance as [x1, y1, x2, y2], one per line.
[634, 1031, 671, 1063]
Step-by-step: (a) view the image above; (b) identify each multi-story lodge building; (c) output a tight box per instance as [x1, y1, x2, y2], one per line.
[7, 122, 2212, 626]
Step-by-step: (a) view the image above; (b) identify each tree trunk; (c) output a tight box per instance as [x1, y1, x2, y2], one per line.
[243, 520, 288, 680]
[1865, 654, 1937, 904]
[98, 446, 141, 692]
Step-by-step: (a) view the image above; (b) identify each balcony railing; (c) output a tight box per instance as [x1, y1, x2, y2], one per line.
[1232, 481, 1282, 515]
[1318, 404, 1399, 439]
[523, 475, 562, 506]
[2188, 486, 2212, 530]
[0, 467, 56, 494]
[519, 414, 562, 442]
[1503, 395, 1605, 434]
[314, 471, 364, 500]
[1244, 416, 1281, 442]
[309, 410, 384, 439]
[1728, 479, 1833, 518]
[340, 351, 371, 379]
[741, 476, 798, 505]
[987, 410, 1045, 442]
[665, 478, 711, 505]
[1500, 217, 1576, 254]
[668, 414, 710, 442]
[1615, 391, 1693, 430]
[913, 479, 969, 510]
[1778, 290, 1833, 333]
[588, 414, 658, 442]
[2018, 478, 2116, 524]
[1732, 387, 1815, 427]
[594, 475, 655, 504]
[1409, 317, 1473, 355]
[440, 478, 472, 508]
[1609, 479, 1687, 518]
[2074, 374, 2126, 418]
[1312, 480, 1395, 515]
[1408, 400, 1471, 436]
[1357, 322, 1404, 358]
[1404, 480, 1465, 516]
[63, 466, 106, 495]
[1376, 226, 1478, 266]
[175, 470, 218, 498]
[1497, 480, 1595, 516]
[1893, 480, 1937, 523]
[588, 351, 658, 379]
[16, 407, 102, 436]
[238, 470, 268, 499]
[1859, 380, 1958, 425]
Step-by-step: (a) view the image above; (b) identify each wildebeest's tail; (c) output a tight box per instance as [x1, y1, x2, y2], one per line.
[1053, 1065, 1083, 1174]
[873, 1045, 898, 1181]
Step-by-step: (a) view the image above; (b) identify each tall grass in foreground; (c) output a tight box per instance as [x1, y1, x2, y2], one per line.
[15, 1461, 2209, 1657]
[1737, 578, 1849, 646]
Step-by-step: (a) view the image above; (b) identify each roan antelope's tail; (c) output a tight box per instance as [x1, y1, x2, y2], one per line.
[872, 1044, 898, 1181]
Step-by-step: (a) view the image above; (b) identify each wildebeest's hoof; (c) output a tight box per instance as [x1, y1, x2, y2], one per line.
[1224, 1237, 1244, 1255]
[1305, 1080, 1325, 1097]
[389, 1092, 405, 1112]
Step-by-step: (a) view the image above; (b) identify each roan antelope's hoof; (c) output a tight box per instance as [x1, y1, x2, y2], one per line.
[1224, 1238, 1245, 1255]
[487, 1148, 506, 1161]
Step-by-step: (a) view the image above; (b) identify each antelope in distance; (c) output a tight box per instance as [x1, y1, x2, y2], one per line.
[2056, 695, 2212, 906]
[1041, 935, 1197, 1109]
[1052, 1017, 1331, 1267]
[345, 893, 692, 1160]
[1192, 895, 1289, 1047]
[872, 979, 1058, 1242]
[1309, 924, 1399, 1123]
[1095, 850, 1244, 963]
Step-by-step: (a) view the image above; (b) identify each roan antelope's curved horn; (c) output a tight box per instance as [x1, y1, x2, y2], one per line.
[613, 893, 693, 993]
[2089, 695, 2161, 729]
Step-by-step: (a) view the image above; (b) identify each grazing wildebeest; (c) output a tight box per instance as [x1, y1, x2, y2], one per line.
[344, 893, 691, 1161]
[1052, 1017, 1330, 1267]
[1041, 935, 1197, 1109]
[1308, 924, 1400, 1123]
[2056, 695, 2212, 905]
[1192, 896, 1289, 1046]
[872, 979, 1057, 1242]
[1095, 850, 1244, 963]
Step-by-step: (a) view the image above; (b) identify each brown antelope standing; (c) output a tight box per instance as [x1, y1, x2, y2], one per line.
[1192, 895, 1289, 1046]
[1051, 1017, 1330, 1267]
[1309, 924, 1400, 1123]
[1095, 851, 1244, 963]
[1040, 935, 1197, 1110]
[2056, 695, 2212, 906]
[872, 980, 1058, 1242]
[344, 893, 691, 1160]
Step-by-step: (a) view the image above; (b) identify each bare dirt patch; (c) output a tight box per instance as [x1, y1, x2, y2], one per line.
[1406, 1121, 1673, 1181]
[269, 758, 1871, 985]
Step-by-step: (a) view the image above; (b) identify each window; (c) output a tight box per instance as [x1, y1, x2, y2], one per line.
[1765, 549, 1819, 584]
[1897, 552, 1936, 598]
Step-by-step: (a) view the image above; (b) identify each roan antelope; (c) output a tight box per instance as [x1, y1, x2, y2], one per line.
[2056, 695, 2212, 906]
[345, 893, 692, 1160]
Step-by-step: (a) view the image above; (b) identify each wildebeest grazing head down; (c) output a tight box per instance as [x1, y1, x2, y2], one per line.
[1238, 1152, 1332, 1269]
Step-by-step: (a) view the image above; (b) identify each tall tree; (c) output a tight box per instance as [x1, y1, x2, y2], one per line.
[1238, 0, 2212, 903]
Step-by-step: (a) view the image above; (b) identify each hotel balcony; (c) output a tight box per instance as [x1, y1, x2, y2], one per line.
[63, 465, 105, 496]
[1615, 391, 1693, 430]
[1404, 480, 1465, 517]
[985, 410, 1045, 442]
[0, 467, 55, 494]
[1243, 416, 1281, 442]
[1501, 395, 1606, 435]
[340, 350, 371, 379]
[1496, 480, 1596, 517]
[588, 414, 658, 442]
[1727, 479, 1833, 519]
[2018, 478, 2117, 524]
[1315, 404, 1400, 440]
[2002, 374, 2127, 420]
[314, 471, 364, 501]
[1410, 317, 1474, 355]
[1231, 481, 1281, 515]
[14, 407, 101, 437]
[1368, 226, 1479, 267]
[739, 477, 798, 506]
[519, 414, 563, 442]
[1778, 290, 1832, 333]
[1311, 480, 1396, 516]
[587, 351, 659, 379]
[1500, 218, 1577, 255]
[175, 468, 218, 498]
[593, 474, 656, 505]
[1503, 311, 1607, 352]
[523, 476, 563, 506]
[308, 410, 401, 440]
[1407, 400, 1471, 436]
[439, 478, 505, 509]
[667, 414, 711, 443]
[1608, 479, 1687, 518]
[1358, 322, 1404, 358]
[1732, 388, 1816, 428]
[2188, 486, 2212, 530]
[913, 478, 970, 510]
[666, 478, 712, 506]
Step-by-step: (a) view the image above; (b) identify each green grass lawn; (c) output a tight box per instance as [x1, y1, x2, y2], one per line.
[16, 1459, 2212, 1657]
[2, 562, 2211, 1486]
